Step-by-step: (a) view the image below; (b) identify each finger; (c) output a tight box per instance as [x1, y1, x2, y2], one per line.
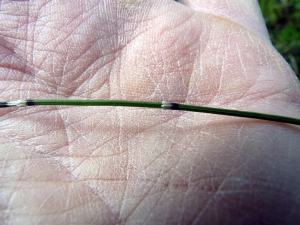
[177, 0, 270, 40]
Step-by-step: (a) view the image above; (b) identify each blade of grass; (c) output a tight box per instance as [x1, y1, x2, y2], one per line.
[1, 99, 299, 126]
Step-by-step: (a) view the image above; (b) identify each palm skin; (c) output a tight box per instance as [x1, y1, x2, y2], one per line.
[0, 0, 300, 224]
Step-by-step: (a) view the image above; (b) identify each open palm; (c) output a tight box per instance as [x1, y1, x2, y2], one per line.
[1, 0, 300, 224]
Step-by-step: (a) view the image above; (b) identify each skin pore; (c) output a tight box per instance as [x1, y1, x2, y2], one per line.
[1, 0, 300, 224]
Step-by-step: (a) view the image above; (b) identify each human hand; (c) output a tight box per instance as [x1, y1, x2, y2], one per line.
[1, 0, 300, 224]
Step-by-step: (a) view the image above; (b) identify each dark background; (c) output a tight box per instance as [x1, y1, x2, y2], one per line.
[259, 0, 300, 79]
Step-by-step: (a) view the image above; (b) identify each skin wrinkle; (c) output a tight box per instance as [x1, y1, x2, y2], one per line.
[83, 183, 116, 218]
[135, 121, 177, 178]
[75, 41, 124, 97]
[140, 182, 169, 224]
[63, 53, 113, 96]
[116, 20, 178, 98]
[181, 0, 269, 40]
[178, 162, 193, 224]
[235, 42, 248, 82]
[124, 189, 152, 223]
[190, 154, 261, 224]
[33, 183, 113, 219]
[55, 108, 72, 163]
[188, 35, 219, 103]
[113, 1, 160, 52]
[185, 59, 201, 102]
[124, 183, 159, 224]
[217, 45, 282, 107]
[239, 83, 290, 108]
[3, 185, 14, 222]
[185, 30, 211, 104]
[20, 158, 70, 182]
[60, 109, 101, 142]
[64, 111, 117, 152]
[33, 5, 112, 93]
[131, 152, 169, 185]
[86, 184, 122, 223]
[118, 6, 199, 101]
[115, 106, 129, 220]
[137, 139, 190, 223]
[245, 83, 300, 117]
[174, 25, 199, 102]
[28, 3, 35, 87]
[0, 50, 34, 89]
[74, 109, 182, 159]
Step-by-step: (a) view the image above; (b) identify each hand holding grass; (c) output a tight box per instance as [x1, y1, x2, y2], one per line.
[0, 0, 300, 224]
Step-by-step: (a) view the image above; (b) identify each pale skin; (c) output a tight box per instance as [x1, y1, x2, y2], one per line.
[0, 0, 300, 224]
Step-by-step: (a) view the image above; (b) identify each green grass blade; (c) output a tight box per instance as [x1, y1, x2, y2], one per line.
[177, 103, 300, 125]
[33, 99, 162, 109]
[31, 99, 300, 126]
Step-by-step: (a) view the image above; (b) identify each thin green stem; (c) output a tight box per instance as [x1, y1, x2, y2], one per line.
[0, 99, 299, 126]
[177, 104, 300, 125]
[32, 99, 300, 126]
[33, 99, 162, 109]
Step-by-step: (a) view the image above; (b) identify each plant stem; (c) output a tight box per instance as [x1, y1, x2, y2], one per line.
[0, 99, 299, 126]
